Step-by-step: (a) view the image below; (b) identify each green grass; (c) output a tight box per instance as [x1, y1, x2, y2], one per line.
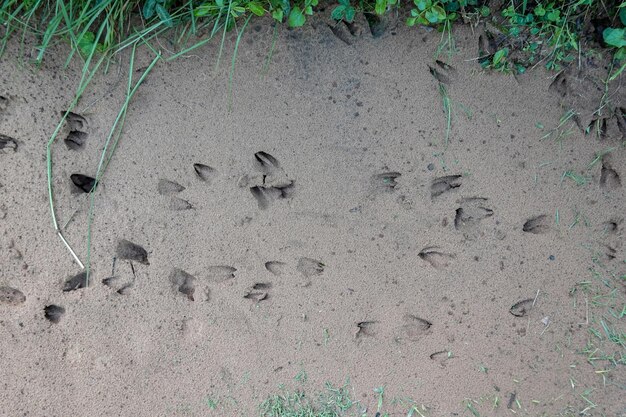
[259, 382, 360, 417]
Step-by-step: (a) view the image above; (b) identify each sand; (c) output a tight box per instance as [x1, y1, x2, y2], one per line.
[0, 14, 625, 417]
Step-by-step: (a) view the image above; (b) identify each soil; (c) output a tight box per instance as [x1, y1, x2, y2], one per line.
[0, 13, 624, 417]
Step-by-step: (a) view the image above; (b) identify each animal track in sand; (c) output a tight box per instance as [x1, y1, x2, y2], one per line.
[265, 261, 286, 276]
[63, 272, 89, 292]
[549, 72, 568, 98]
[70, 174, 97, 193]
[454, 197, 494, 233]
[170, 268, 196, 301]
[355, 321, 379, 339]
[371, 172, 401, 192]
[44, 305, 65, 323]
[193, 163, 218, 183]
[600, 160, 621, 190]
[63, 111, 89, 150]
[116, 240, 149, 265]
[0, 286, 26, 305]
[431, 175, 462, 198]
[398, 314, 432, 341]
[418, 246, 455, 270]
[158, 179, 185, 195]
[0, 134, 18, 152]
[510, 298, 534, 317]
[205, 265, 237, 283]
[243, 151, 295, 210]
[157, 179, 193, 210]
[102, 276, 133, 295]
[244, 282, 272, 302]
[522, 215, 550, 234]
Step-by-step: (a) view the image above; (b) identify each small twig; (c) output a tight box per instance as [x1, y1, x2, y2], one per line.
[526, 289, 540, 334]
[57, 231, 84, 269]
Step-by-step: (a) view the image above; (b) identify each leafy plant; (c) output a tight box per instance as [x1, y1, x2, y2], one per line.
[603, 2, 626, 61]
[143, 0, 173, 27]
[407, 0, 453, 27]
[331, 0, 356, 23]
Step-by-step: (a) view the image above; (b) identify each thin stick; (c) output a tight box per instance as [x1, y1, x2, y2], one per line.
[526, 289, 540, 334]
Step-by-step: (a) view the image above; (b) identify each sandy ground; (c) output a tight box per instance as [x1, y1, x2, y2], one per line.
[1, 14, 625, 417]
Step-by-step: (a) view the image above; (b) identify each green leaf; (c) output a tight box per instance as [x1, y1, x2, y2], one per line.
[425, 10, 440, 23]
[603, 28, 626, 48]
[216, 0, 224, 8]
[493, 48, 508, 66]
[620, 6, 626, 26]
[155, 4, 173, 26]
[480, 6, 490, 17]
[345, 6, 356, 22]
[272, 8, 284, 21]
[407, 16, 417, 26]
[305, 5, 313, 14]
[414, 0, 429, 12]
[534, 5, 545, 16]
[375, 0, 387, 15]
[339, 0, 350, 6]
[288, 6, 306, 27]
[331, 5, 345, 20]
[77, 31, 96, 57]
[248, 2, 265, 16]
[143, 0, 157, 19]
[546, 9, 560, 22]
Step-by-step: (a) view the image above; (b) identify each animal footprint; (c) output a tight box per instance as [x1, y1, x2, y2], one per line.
[244, 283, 272, 302]
[255, 151, 280, 171]
[549, 72, 568, 98]
[169, 197, 193, 210]
[355, 321, 379, 339]
[157, 179, 193, 210]
[523, 215, 550, 234]
[431, 175, 462, 198]
[206, 265, 236, 283]
[265, 261, 286, 276]
[297, 257, 324, 278]
[398, 314, 432, 341]
[158, 179, 185, 195]
[600, 218, 622, 234]
[600, 161, 621, 190]
[454, 197, 494, 232]
[102, 276, 132, 295]
[194, 163, 218, 183]
[70, 174, 97, 193]
[170, 268, 196, 301]
[246, 152, 295, 209]
[430, 350, 453, 367]
[65, 111, 87, 131]
[63, 111, 88, 150]
[510, 299, 534, 317]
[116, 239, 149, 265]
[64, 131, 88, 150]
[63, 272, 89, 292]
[418, 247, 455, 269]
[0, 286, 26, 305]
[0, 134, 18, 152]
[44, 305, 65, 323]
[428, 60, 456, 85]
[250, 186, 282, 210]
[372, 172, 401, 192]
